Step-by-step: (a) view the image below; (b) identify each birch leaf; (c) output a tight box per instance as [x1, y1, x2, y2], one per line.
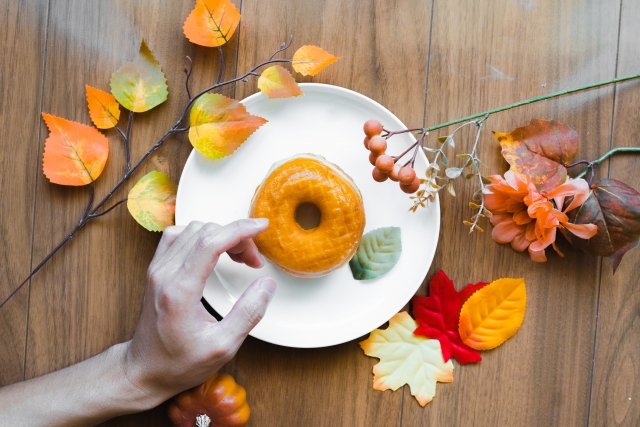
[258, 65, 303, 99]
[85, 85, 120, 129]
[127, 171, 177, 232]
[42, 113, 109, 186]
[292, 45, 341, 76]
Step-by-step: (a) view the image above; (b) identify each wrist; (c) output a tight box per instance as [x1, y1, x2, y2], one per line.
[110, 341, 168, 412]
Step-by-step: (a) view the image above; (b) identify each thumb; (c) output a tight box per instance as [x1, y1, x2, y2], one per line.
[220, 276, 277, 343]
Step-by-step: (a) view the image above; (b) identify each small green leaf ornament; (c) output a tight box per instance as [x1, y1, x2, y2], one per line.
[349, 227, 402, 280]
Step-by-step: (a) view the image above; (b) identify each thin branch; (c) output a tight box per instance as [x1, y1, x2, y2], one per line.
[574, 147, 640, 179]
[183, 56, 193, 99]
[426, 73, 640, 132]
[88, 199, 127, 219]
[80, 182, 95, 223]
[124, 110, 134, 171]
[216, 46, 225, 85]
[269, 34, 294, 61]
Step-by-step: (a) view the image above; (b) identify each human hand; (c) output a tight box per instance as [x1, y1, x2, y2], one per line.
[122, 219, 276, 406]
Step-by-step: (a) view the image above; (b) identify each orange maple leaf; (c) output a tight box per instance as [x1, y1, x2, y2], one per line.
[292, 46, 341, 76]
[42, 114, 109, 186]
[183, 0, 241, 47]
[85, 85, 120, 129]
[257, 65, 304, 99]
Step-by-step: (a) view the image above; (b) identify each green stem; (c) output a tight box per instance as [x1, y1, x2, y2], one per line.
[575, 147, 640, 179]
[424, 73, 640, 132]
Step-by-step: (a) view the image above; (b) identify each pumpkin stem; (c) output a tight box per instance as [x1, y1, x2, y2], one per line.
[196, 414, 211, 427]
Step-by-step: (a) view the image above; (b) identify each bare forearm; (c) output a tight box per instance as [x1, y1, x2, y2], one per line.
[0, 342, 159, 427]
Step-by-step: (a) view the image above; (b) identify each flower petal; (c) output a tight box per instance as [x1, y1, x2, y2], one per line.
[546, 178, 591, 212]
[492, 219, 524, 244]
[528, 246, 547, 262]
[511, 232, 530, 252]
[563, 221, 598, 239]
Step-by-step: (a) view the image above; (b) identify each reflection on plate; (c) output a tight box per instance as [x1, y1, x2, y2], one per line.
[175, 83, 440, 348]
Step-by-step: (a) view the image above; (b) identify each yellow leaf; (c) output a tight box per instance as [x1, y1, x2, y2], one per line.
[127, 171, 177, 232]
[257, 65, 304, 99]
[359, 311, 454, 406]
[292, 45, 341, 76]
[85, 85, 120, 129]
[183, 0, 241, 47]
[189, 93, 267, 160]
[458, 278, 526, 350]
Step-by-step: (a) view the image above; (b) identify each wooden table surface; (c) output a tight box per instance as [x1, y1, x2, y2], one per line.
[1, 0, 639, 426]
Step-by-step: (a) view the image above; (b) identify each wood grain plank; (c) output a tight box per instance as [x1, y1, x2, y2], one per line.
[24, 1, 239, 425]
[402, 1, 620, 426]
[588, 0, 640, 424]
[0, 0, 48, 387]
[232, 0, 431, 426]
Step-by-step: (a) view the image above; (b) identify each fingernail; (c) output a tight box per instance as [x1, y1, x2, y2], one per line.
[252, 218, 269, 227]
[257, 253, 266, 268]
[259, 277, 277, 295]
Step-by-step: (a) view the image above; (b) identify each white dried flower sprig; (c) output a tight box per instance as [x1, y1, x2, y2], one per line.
[410, 114, 493, 233]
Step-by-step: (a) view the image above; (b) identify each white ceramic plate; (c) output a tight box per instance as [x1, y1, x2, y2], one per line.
[175, 83, 440, 348]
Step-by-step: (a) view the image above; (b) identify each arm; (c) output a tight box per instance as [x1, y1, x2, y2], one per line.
[0, 219, 277, 427]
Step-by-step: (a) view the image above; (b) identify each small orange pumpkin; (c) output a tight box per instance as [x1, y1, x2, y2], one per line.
[167, 373, 250, 427]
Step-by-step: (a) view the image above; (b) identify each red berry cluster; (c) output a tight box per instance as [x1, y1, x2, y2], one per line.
[363, 120, 420, 194]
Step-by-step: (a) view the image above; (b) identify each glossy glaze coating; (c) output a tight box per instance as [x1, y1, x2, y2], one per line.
[249, 154, 366, 278]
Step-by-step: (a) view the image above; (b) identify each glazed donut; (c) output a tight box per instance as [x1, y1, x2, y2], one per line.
[249, 154, 366, 278]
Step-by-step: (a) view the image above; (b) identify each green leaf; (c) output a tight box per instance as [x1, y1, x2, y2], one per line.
[440, 152, 449, 166]
[110, 39, 168, 113]
[349, 227, 402, 280]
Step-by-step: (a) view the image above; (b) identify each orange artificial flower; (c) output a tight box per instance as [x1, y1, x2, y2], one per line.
[485, 171, 597, 262]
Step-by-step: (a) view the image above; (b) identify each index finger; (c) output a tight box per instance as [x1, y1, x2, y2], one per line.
[177, 218, 269, 294]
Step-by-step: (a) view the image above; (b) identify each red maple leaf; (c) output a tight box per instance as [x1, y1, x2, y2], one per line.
[412, 270, 488, 364]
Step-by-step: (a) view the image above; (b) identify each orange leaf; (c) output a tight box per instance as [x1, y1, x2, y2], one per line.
[494, 119, 579, 192]
[42, 113, 109, 186]
[292, 46, 341, 76]
[85, 85, 120, 129]
[189, 93, 267, 160]
[127, 171, 177, 232]
[183, 0, 241, 47]
[110, 39, 168, 113]
[257, 65, 304, 99]
[458, 278, 526, 350]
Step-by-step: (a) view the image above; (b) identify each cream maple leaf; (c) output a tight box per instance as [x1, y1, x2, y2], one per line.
[359, 311, 454, 406]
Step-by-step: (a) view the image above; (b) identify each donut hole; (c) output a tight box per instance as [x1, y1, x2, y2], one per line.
[295, 202, 321, 230]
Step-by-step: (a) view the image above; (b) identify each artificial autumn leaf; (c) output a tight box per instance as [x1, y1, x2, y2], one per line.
[257, 65, 304, 99]
[85, 85, 120, 129]
[349, 227, 401, 280]
[494, 119, 579, 192]
[412, 270, 488, 364]
[459, 278, 526, 350]
[41, 113, 109, 186]
[110, 39, 168, 113]
[127, 171, 177, 232]
[360, 311, 454, 406]
[292, 46, 341, 77]
[183, 0, 241, 47]
[565, 179, 640, 273]
[189, 93, 267, 160]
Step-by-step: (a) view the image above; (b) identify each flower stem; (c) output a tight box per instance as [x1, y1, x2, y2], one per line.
[574, 147, 640, 179]
[425, 73, 640, 132]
